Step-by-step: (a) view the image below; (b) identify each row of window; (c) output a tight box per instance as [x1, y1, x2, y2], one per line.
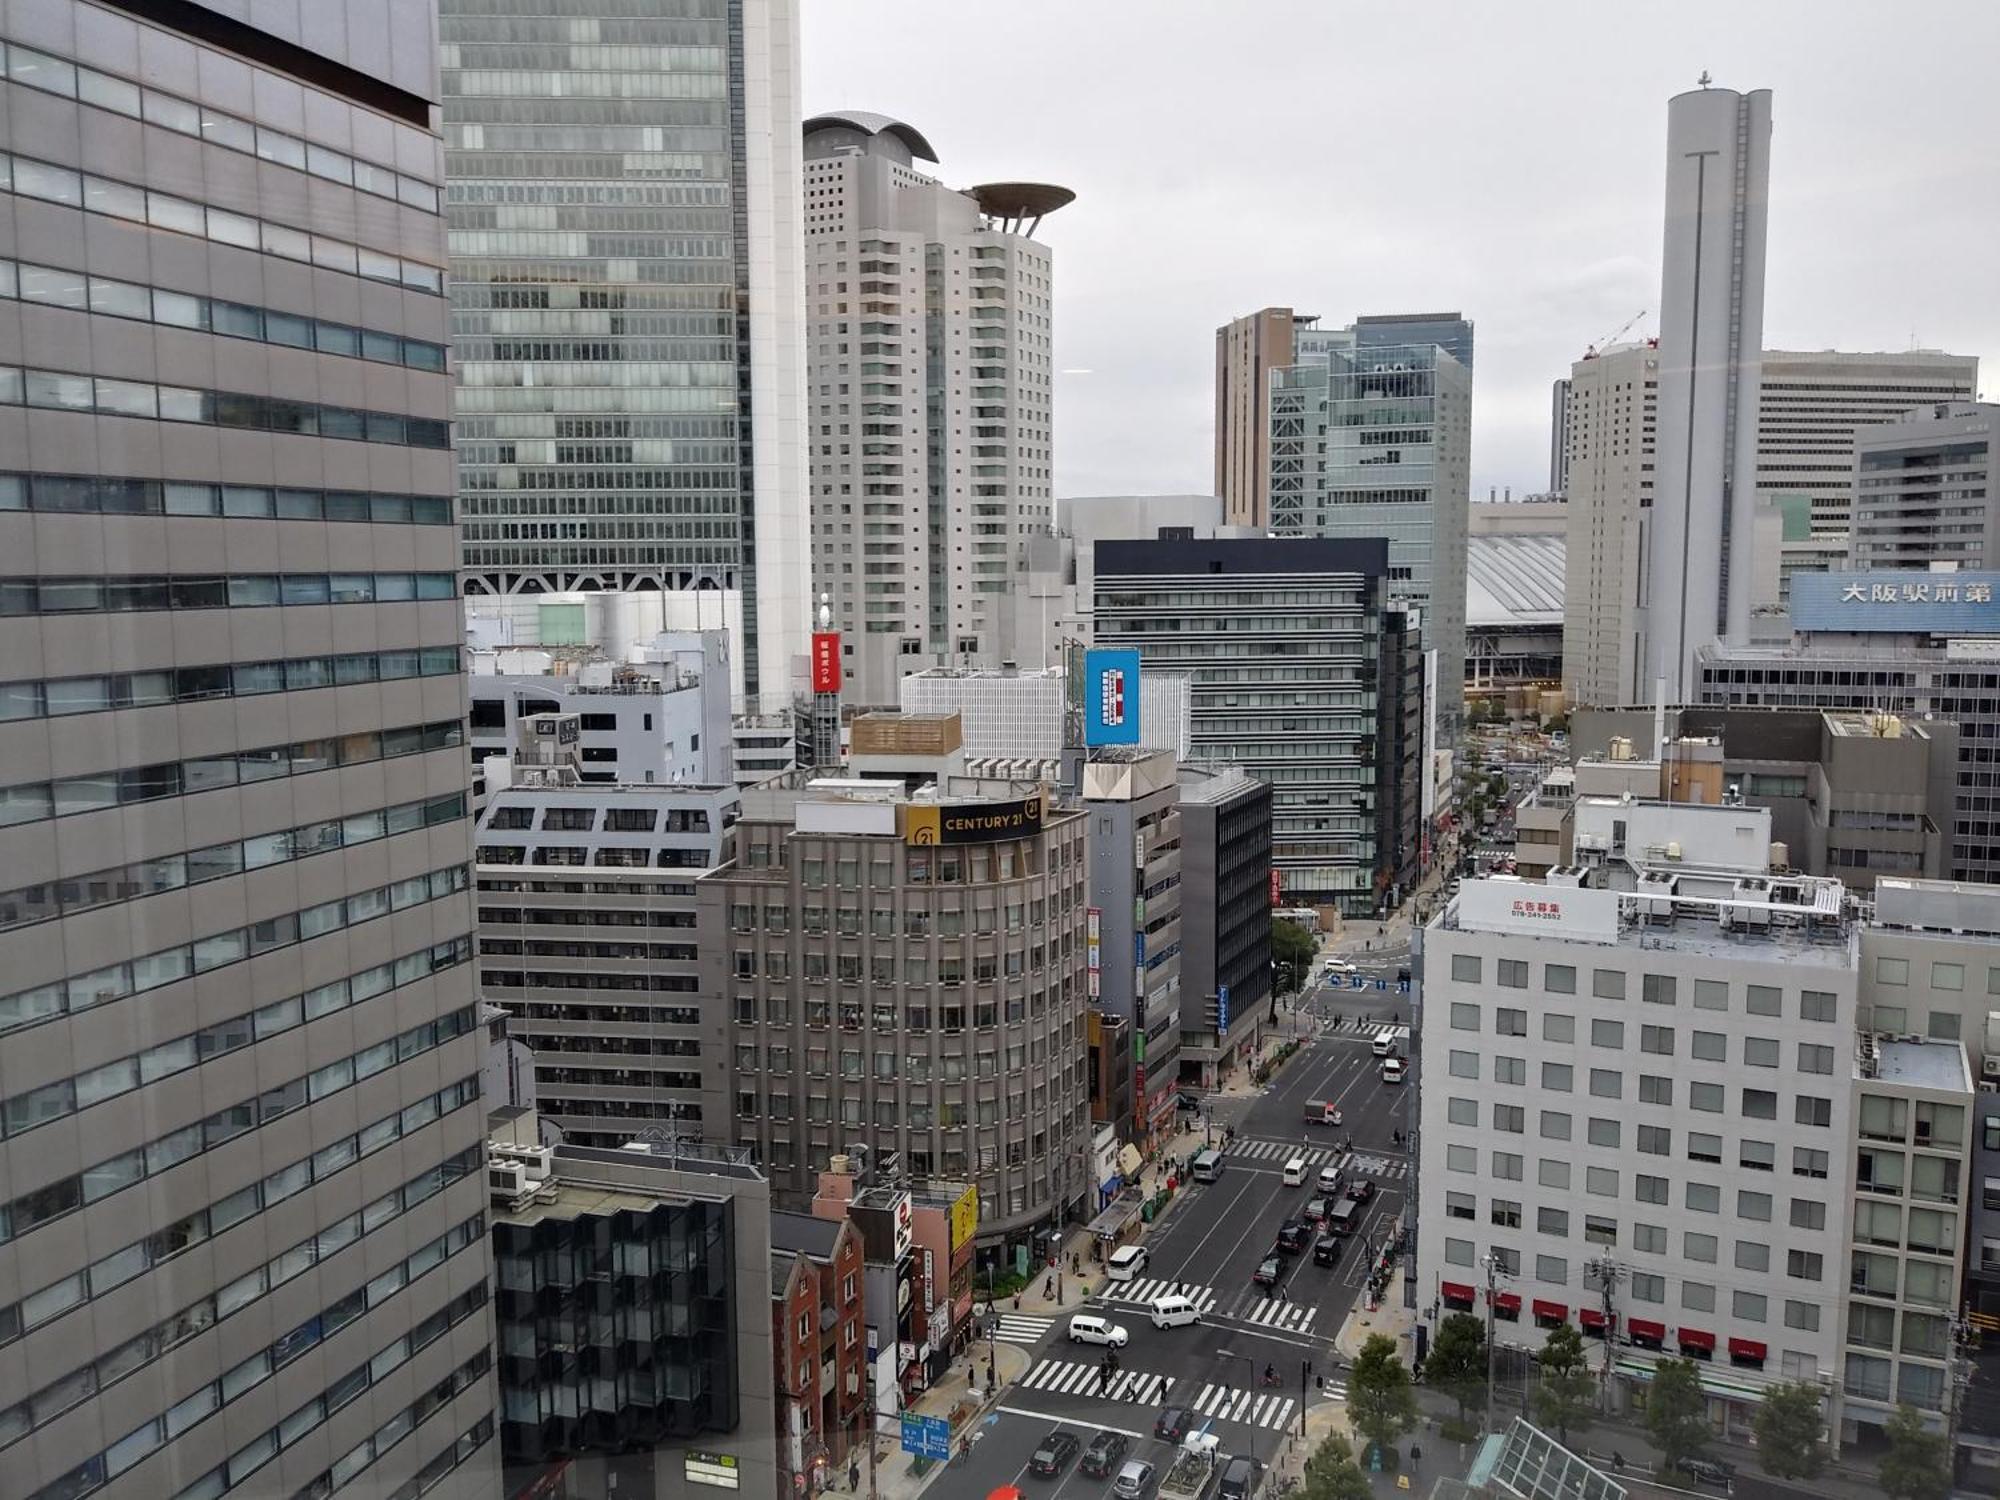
[0, 789, 462, 932]
[1446, 1023, 1836, 1071]
[0, 149, 442, 292]
[0, 644, 460, 726]
[0, 361, 451, 445]
[0, 257, 446, 368]
[0, 1057, 479, 1388]
[0, 569, 457, 618]
[0, 472, 452, 524]
[0, 39, 439, 204]
[0, 858, 469, 1038]
[1, 1153, 481, 1446]
[1446, 955, 1842, 1016]
[0, 717, 464, 834]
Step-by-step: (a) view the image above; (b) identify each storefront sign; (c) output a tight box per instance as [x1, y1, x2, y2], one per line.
[1084, 648, 1141, 746]
[686, 1452, 741, 1490]
[948, 1186, 978, 1251]
[810, 631, 841, 694]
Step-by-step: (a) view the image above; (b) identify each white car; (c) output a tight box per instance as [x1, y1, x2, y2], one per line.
[1381, 1058, 1407, 1084]
[1067, 1314, 1129, 1347]
[1106, 1244, 1149, 1282]
[1322, 958, 1357, 977]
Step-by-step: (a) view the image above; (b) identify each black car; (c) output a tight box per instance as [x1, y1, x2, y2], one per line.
[1253, 1254, 1284, 1287]
[1218, 1455, 1265, 1500]
[1080, 1430, 1131, 1479]
[1346, 1179, 1376, 1205]
[1312, 1234, 1342, 1267]
[1678, 1457, 1736, 1491]
[1028, 1431, 1080, 1478]
[1275, 1218, 1310, 1253]
[1153, 1405, 1191, 1442]
[1302, 1195, 1330, 1224]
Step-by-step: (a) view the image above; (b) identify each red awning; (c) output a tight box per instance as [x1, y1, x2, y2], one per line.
[1441, 1280, 1477, 1303]
[1628, 1318, 1667, 1342]
[1578, 1307, 1607, 1328]
[1677, 1328, 1716, 1350]
[1532, 1299, 1568, 1321]
[1729, 1338, 1768, 1361]
[1493, 1292, 1522, 1312]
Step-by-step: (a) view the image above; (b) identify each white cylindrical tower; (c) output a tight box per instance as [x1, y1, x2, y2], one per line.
[1642, 84, 1772, 702]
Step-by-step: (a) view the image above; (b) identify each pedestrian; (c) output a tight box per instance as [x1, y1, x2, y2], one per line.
[1177, 1279, 1185, 1296]
[850, 1461, 860, 1491]
[1042, 1274, 1053, 1299]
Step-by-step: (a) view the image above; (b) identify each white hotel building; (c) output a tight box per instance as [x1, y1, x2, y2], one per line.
[1418, 796, 1976, 1447]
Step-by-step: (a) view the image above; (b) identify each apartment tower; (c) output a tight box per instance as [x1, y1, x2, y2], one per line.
[1214, 307, 1300, 528]
[801, 111, 1070, 708]
[1560, 341, 1658, 707]
[0, 2, 496, 1495]
[445, 0, 810, 712]
[1641, 84, 1772, 701]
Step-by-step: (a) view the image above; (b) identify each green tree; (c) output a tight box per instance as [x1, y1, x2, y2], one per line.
[1347, 1334, 1418, 1466]
[1272, 917, 1316, 994]
[1300, 1433, 1370, 1500]
[1644, 1359, 1712, 1480]
[1424, 1312, 1488, 1426]
[1752, 1381, 1827, 1480]
[1878, 1403, 1952, 1500]
[1531, 1322, 1596, 1447]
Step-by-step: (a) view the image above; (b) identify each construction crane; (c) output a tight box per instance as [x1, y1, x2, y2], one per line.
[1582, 309, 1648, 360]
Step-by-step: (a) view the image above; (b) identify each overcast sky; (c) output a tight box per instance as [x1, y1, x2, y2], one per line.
[801, 0, 2000, 503]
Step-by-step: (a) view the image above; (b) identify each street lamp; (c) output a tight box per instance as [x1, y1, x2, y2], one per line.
[1217, 1348, 1261, 1479]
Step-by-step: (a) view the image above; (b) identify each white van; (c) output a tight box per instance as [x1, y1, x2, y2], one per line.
[1371, 1034, 1397, 1058]
[1282, 1155, 1309, 1187]
[1067, 1313, 1129, 1347]
[1381, 1057, 1407, 1084]
[1106, 1245, 1149, 1283]
[1317, 1163, 1344, 1196]
[1149, 1293, 1200, 1329]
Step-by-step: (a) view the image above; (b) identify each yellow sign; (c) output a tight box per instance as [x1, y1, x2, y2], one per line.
[1396, 1477, 1411, 1491]
[901, 792, 1044, 847]
[949, 1185, 979, 1251]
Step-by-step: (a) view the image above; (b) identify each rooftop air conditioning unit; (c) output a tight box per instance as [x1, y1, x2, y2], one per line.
[1983, 1056, 2000, 1079]
[489, 1161, 528, 1199]
[1981, 1080, 1999, 1095]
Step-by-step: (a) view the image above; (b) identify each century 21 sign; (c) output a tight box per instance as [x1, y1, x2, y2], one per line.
[900, 793, 1045, 846]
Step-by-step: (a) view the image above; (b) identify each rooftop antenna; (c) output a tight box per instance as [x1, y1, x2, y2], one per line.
[1697, 69, 1713, 89]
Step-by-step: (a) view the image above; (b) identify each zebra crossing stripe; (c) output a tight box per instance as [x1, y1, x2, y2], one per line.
[1267, 1398, 1295, 1430]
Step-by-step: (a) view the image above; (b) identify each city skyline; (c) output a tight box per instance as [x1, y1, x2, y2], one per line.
[803, 0, 1999, 502]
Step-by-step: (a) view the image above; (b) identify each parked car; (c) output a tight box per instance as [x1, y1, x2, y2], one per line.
[1105, 1244, 1149, 1282]
[1153, 1406, 1192, 1443]
[1346, 1179, 1377, 1205]
[1253, 1254, 1284, 1287]
[1028, 1431, 1079, 1479]
[1067, 1314, 1129, 1347]
[1081, 1430, 1131, 1479]
[1112, 1459, 1158, 1499]
[1678, 1457, 1736, 1491]
[1302, 1195, 1330, 1224]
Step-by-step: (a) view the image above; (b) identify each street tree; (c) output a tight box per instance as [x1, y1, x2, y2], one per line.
[1272, 917, 1316, 994]
[1878, 1403, 1952, 1500]
[1424, 1312, 1488, 1426]
[1752, 1381, 1827, 1480]
[1348, 1334, 1418, 1465]
[1532, 1322, 1596, 1447]
[1644, 1358, 1711, 1480]
[1301, 1433, 1370, 1500]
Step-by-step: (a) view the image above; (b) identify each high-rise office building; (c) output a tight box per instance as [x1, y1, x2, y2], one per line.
[1548, 377, 1572, 496]
[1641, 85, 1773, 701]
[1268, 316, 1472, 745]
[0, 3, 496, 1495]
[800, 111, 1070, 708]
[1850, 402, 1999, 571]
[1214, 307, 1305, 528]
[1561, 341, 1659, 707]
[445, 0, 809, 712]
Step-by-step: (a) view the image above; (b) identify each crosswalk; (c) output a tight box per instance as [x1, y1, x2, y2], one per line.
[1218, 1295, 1318, 1334]
[1188, 1383, 1298, 1432]
[1228, 1139, 1410, 1180]
[991, 1313, 1054, 1345]
[1097, 1277, 1219, 1314]
[1021, 1358, 1176, 1405]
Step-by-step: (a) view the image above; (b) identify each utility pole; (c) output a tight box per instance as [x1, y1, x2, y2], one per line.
[1584, 1257, 1626, 1414]
[1481, 1252, 1503, 1434]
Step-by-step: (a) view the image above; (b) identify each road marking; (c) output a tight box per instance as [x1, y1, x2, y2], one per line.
[994, 1405, 1149, 1440]
[993, 1313, 1054, 1344]
[1097, 1276, 1219, 1313]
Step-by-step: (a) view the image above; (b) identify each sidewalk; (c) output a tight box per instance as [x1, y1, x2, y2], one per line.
[870, 1338, 1033, 1500]
[1333, 1267, 1418, 1366]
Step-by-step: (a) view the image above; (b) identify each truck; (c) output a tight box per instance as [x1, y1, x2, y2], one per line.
[1159, 1434, 1220, 1500]
[1304, 1099, 1343, 1126]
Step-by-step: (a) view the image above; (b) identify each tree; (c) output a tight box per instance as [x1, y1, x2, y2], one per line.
[1424, 1312, 1488, 1426]
[1300, 1433, 1371, 1500]
[1644, 1359, 1712, 1480]
[1272, 917, 1316, 995]
[1878, 1403, 1951, 1500]
[1348, 1334, 1418, 1465]
[1753, 1381, 1827, 1480]
[1532, 1322, 1596, 1447]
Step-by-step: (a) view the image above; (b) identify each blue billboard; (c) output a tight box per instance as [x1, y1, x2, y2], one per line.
[1084, 648, 1142, 746]
[1791, 572, 2000, 635]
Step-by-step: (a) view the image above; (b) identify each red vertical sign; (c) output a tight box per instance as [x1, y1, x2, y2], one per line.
[811, 631, 841, 694]
[1269, 869, 1282, 907]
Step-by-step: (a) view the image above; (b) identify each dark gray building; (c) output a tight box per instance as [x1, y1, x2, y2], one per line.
[1094, 535, 1417, 914]
[0, 4, 497, 1495]
[1174, 766, 1274, 1090]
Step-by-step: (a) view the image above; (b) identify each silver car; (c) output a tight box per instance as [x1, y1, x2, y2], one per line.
[1112, 1458, 1157, 1498]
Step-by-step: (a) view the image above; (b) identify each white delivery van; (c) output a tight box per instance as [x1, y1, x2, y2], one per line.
[1150, 1293, 1200, 1329]
[1282, 1155, 1309, 1187]
[1106, 1245, 1149, 1282]
[1381, 1057, 1407, 1084]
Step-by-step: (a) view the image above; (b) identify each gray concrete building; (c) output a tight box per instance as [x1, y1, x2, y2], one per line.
[473, 779, 742, 1149]
[1851, 401, 2000, 572]
[801, 111, 1070, 708]
[697, 773, 1092, 1258]
[445, 0, 810, 712]
[1174, 767, 1275, 1090]
[1560, 340, 1658, 708]
[0, 2, 497, 1494]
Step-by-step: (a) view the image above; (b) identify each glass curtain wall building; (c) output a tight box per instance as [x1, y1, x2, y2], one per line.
[445, 0, 808, 710]
[0, 2, 495, 1497]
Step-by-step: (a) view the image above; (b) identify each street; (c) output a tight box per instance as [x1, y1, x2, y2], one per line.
[951, 971, 1420, 1495]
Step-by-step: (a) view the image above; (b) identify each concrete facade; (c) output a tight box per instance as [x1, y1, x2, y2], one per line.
[0, 2, 498, 1494]
[801, 113, 1063, 709]
[447, 0, 811, 712]
[1213, 308, 1299, 528]
[1851, 401, 2000, 572]
[1174, 767, 1276, 1089]
[1561, 342, 1658, 708]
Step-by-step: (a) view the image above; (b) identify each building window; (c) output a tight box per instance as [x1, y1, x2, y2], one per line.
[1543, 1012, 1575, 1042]
[1542, 1063, 1573, 1092]
[1451, 954, 1481, 984]
[1692, 979, 1728, 1011]
[1588, 1069, 1622, 1099]
[1497, 959, 1528, 989]
[1449, 1003, 1479, 1031]
[1448, 1050, 1479, 1079]
[1742, 1089, 1778, 1120]
[1590, 1019, 1624, 1048]
[1638, 1075, 1672, 1106]
[1545, 965, 1577, 994]
[1540, 1111, 1572, 1141]
[1633, 1223, 1668, 1255]
[1592, 970, 1625, 1000]
[1686, 1183, 1720, 1214]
